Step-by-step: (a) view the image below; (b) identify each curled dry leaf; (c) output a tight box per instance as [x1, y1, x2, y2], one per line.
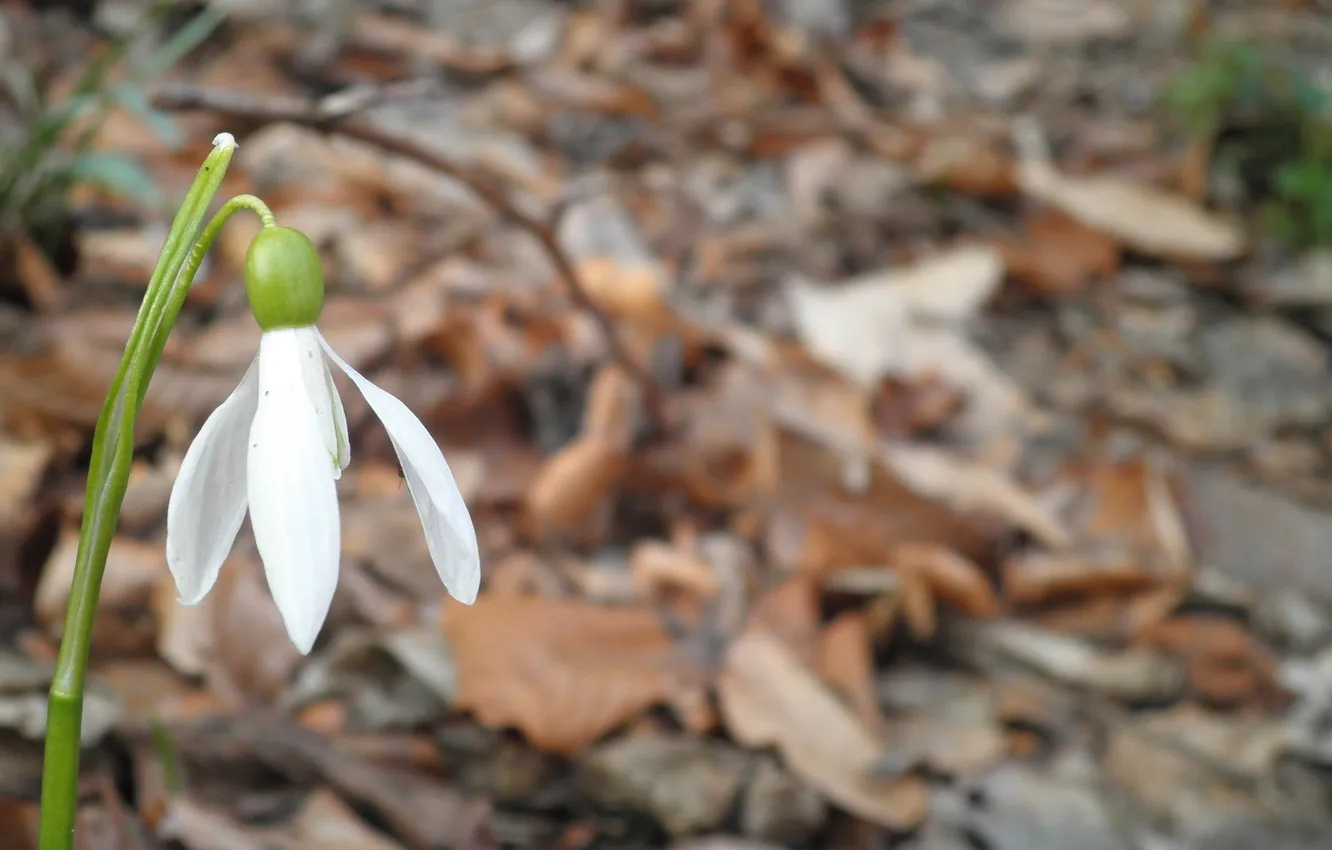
[631, 540, 721, 601]
[577, 255, 673, 326]
[1003, 552, 1159, 606]
[1016, 158, 1245, 261]
[719, 628, 928, 831]
[442, 594, 703, 754]
[897, 567, 939, 641]
[583, 363, 642, 448]
[524, 435, 629, 539]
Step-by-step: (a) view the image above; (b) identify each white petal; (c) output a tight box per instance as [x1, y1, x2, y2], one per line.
[249, 329, 342, 654]
[165, 358, 259, 604]
[291, 325, 347, 478]
[318, 331, 480, 603]
[325, 357, 350, 472]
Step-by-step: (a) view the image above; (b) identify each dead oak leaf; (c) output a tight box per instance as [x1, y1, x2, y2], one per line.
[442, 595, 705, 754]
[719, 628, 927, 831]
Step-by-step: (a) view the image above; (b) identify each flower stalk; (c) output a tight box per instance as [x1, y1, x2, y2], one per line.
[37, 135, 271, 850]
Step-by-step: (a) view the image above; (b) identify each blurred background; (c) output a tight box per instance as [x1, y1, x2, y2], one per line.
[3, 0, 1332, 848]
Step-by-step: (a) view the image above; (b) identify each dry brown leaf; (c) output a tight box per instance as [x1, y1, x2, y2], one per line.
[93, 660, 225, 730]
[119, 457, 180, 534]
[0, 437, 52, 536]
[575, 256, 672, 325]
[782, 248, 1027, 452]
[719, 629, 928, 831]
[768, 360, 878, 457]
[997, 0, 1132, 43]
[161, 788, 410, 850]
[896, 567, 938, 641]
[36, 530, 161, 653]
[152, 573, 212, 678]
[916, 135, 1017, 198]
[1122, 583, 1188, 638]
[998, 208, 1121, 294]
[1003, 552, 1159, 606]
[0, 800, 38, 850]
[350, 9, 517, 73]
[767, 432, 997, 580]
[817, 611, 883, 731]
[339, 222, 428, 291]
[1017, 158, 1245, 261]
[638, 364, 779, 510]
[442, 595, 701, 754]
[284, 787, 409, 850]
[525, 435, 629, 539]
[748, 577, 821, 664]
[159, 800, 276, 850]
[14, 232, 64, 311]
[206, 555, 305, 705]
[1137, 615, 1288, 710]
[631, 540, 721, 601]
[487, 550, 567, 598]
[871, 375, 967, 440]
[895, 543, 1000, 619]
[560, 196, 673, 326]
[1079, 459, 1190, 568]
[583, 363, 641, 448]
[879, 443, 1070, 549]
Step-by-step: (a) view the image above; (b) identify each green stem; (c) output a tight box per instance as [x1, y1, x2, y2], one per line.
[36, 142, 273, 850]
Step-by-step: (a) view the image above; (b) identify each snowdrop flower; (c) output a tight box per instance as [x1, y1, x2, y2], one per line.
[166, 226, 479, 653]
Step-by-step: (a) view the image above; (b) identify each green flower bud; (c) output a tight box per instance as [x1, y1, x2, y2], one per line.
[244, 226, 324, 331]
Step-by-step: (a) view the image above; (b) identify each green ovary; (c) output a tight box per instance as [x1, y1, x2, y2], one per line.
[244, 226, 325, 330]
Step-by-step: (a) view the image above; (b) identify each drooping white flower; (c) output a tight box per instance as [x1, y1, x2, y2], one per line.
[165, 226, 479, 653]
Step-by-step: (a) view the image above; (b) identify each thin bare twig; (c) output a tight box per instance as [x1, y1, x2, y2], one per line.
[151, 82, 666, 430]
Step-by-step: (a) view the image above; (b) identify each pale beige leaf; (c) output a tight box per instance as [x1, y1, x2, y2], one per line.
[783, 247, 1021, 447]
[1017, 159, 1244, 261]
[879, 442, 1070, 548]
[718, 629, 928, 831]
[785, 246, 1003, 388]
